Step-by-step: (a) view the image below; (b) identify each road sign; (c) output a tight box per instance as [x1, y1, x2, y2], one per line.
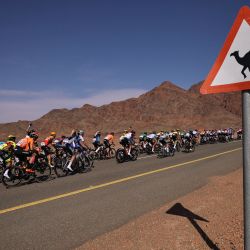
[200, 6, 250, 250]
[200, 6, 250, 94]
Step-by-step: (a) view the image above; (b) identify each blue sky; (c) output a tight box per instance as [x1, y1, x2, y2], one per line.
[0, 0, 249, 122]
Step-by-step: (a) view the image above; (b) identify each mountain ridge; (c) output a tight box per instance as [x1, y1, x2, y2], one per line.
[0, 80, 241, 140]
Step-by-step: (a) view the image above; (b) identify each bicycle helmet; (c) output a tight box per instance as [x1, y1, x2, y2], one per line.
[50, 131, 56, 136]
[30, 132, 39, 139]
[7, 135, 16, 142]
[79, 130, 84, 135]
[27, 129, 36, 136]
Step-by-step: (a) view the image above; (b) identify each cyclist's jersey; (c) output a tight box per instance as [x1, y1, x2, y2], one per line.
[159, 133, 167, 141]
[184, 133, 191, 139]
[0, 143, 13, 162]
[0, 143, 8, 152]
[180, 132, 185, 137]
[17, 137, 34, 151]
[104, 134, 114, 143]
[192, 130, 198, 137]
[71, 135, 84, 149]
[147, 134, 156, 139]
[44, 136, 54, 146]
[93, 134, 101, 143]
[0, 141, 16, 150]
[125, 133, 135, 144]
[124, 132, 132, 140]
[172, 132, 178, 141]
[139, 134, 147, 141]
[119, 133, 133, 146]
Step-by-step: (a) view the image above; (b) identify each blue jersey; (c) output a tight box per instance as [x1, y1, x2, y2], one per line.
[93, 134, 101, 143]
[63, 135, 84, 151]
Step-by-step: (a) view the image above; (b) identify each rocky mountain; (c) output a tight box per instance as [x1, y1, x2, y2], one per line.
[0, 81, 242, 141]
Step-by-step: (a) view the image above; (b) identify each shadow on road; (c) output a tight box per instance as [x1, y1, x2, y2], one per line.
[166, 203, 219, 250]
[3, 175, 56, 189]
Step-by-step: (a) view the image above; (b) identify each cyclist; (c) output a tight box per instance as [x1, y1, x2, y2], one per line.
[15, 132, 39, 173]
[103, 132, 115, 158]
[139, 132, 147, 150]
[92, 131, 101, 150]
[120, 130, 136, 156]
[237, 128, 243, 140]
[128, 130, 136, 155]
[171, 130, 178, 150]
[104, 132, 114, 148]
[66, 130, 89, 171]
[158, 131, 167, 148]
[147, 131, 157, 153]
[42, 132, 57, 168]
[0, 136, 17, 179]
[184, 131, 193, 151]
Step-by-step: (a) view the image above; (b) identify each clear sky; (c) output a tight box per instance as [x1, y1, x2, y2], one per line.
[0, 0, 249, 122]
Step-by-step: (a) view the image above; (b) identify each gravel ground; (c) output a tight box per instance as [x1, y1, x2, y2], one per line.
[77, 168, 243, 250]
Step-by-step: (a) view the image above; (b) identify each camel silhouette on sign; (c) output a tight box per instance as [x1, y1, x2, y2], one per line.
[230, 50, 250, 79]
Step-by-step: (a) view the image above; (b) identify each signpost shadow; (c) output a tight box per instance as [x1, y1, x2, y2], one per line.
[166, 203, 219, 250]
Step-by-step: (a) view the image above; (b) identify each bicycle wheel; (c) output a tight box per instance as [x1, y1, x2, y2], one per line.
[145, 144, 153, 154]
[169, 148, 175, 157]
[157, 148, 165, 158]
[116, 149, 125, 163]
[0, 163, 4, 183]
[54, 156, 69, 177]
[2, 167, 22, 187]
[176, 142, 181, 152]
[34, 162, 52, 182]
[154, 144, 161, 153]
[89, 150, 98, 161]
[130, 148, 138, 161]
[78, 154, 92, 172]
[108, 148, 116, 158]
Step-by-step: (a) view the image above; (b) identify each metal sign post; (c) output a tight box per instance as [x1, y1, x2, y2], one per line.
[243, 90, 250, 250]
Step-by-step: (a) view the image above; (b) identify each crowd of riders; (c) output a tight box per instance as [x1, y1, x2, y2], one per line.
[0, 124, 243, 187]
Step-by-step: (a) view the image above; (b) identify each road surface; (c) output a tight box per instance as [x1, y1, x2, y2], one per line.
[0, 141, 242, 250]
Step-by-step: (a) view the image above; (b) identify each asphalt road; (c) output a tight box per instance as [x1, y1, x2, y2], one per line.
[0, 141, 242, 250]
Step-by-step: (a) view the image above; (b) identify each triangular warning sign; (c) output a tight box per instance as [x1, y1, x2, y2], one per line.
[200, 6, 250, 94]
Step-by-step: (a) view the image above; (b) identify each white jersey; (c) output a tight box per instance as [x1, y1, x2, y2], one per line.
[147, 134, 156, 139]
[124, 132, 132, 140]
[159, 133, 167, 140]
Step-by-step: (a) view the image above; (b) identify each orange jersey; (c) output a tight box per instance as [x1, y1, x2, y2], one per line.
[104, 134, 114, 143]
[17, 137, 34, 151]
